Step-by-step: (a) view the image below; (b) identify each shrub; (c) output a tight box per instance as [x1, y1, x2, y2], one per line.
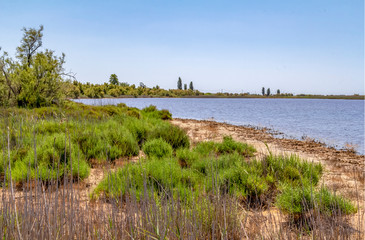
[13, 133, 90, 182]
[74, 120, 139, 161]
[216, 136, 256, 157]
[276, 184, 314, 215]
[127, 108, 141, 119]
[142, 105, 157, 112]
[176, 148, 199, 168]
[315, 186, 357, 215]
[123, 117, 151, 145]
[143, 138, 173, 159]
[149, 123, 190, 149]
[265, 154, 323, 186]
[193, 141, 216, 156]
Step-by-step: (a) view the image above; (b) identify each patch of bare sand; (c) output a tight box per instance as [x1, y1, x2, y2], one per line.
[171, 118, 365, 237]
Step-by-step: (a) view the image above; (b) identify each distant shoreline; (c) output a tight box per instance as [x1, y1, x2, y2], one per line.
[72, 95, 365, 100]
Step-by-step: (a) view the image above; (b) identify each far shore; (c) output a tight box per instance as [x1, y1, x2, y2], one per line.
[71, 94, 365, 100]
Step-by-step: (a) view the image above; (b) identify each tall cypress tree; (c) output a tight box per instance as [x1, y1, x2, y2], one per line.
[189, 81, 194, 90]
[177, 77, 182, 90]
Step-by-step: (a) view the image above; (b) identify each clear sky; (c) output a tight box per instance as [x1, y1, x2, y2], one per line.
[0, 0, 363, 95]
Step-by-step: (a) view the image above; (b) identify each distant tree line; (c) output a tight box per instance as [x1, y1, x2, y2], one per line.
[261, 87, 291, 97]
[63, 75, 201, 99]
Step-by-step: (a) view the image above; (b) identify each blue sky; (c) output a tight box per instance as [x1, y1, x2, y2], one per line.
[0, 0, 363, 94]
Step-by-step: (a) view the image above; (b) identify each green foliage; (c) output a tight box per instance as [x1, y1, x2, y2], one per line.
[315, 186, 357, 215]
[141, 105, 172, 120]
[217, 136, 256, 156]
[177, 77, 182, 90]
[109, 74, 119, 85]
[94, 135, 356, 222]
[10, 133, 90, 182]
[142, 138, 172, 159]
[176, 148, 199, 168]
[74, 120, 139, 161]
[264, 154, 323, 186]
[189, 81, 194, 90]
[149, 123, 190, 149]
[192, 137, 256, 157]
[0, 25, 68, 107]
[276, 184, 313, 215]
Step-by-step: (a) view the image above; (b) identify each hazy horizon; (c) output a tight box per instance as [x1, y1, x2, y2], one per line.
[1, 0, 363, 95]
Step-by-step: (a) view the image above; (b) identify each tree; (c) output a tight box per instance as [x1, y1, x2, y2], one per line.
[184, 84, 187, 90]
[277, 89, 280, 95]
[177, 77, 182, 90]
[139, 82, 146, 88]
[262, 87, 265, 96]
[189, 81, 194, 90]
[0, 25, 69, 107]
[109, 74, 119, 85]
[267, 88, 271, 96]
[17, 25, 44, 67]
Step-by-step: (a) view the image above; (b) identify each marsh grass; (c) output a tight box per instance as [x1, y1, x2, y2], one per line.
[0, 102, 362, 239]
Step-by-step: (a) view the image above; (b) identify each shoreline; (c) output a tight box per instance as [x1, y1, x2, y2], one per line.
[171, 117, 364, 160]
[172, 117, 364, 155]
[71, 95, 365, 100]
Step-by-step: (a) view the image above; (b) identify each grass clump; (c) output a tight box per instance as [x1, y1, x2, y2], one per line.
[149, 122, 190, 149]
[12, 133, 89, 182]
[192, 136, 256, 157]
[142, 138, 172, 159]
[315, 186, 357, 215]
[216, 136, 256, 156]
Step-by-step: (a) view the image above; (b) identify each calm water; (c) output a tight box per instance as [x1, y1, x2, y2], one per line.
[74, 98, 365, 154]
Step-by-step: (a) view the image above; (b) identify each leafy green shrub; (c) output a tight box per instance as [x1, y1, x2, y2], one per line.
[265, 154, 323, 186]
[143, 138, 173, 159]
[75, 120, 139, 161]
[176, 148, 199, 168]
[142, 105, 157, 112]
[107, 124, 139, 159]
[216, 136, 256, 157]
[276, 183, 314, 215]
[276, 184, 357, 217]
[159, 109, 172, 120]
[127, 108, 141, 119]
[141, 105, 172, 120]
[149, 123, 190, 149]
[315, 186, 357, 215]
[193, 141, 216, 156]
[93, 158, 200, 202]
[12, 133, 90, 182]
[123, 117, 150, 145]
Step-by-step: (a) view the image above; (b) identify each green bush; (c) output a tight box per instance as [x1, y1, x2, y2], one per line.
[265, 154, 323, 186]
[12, 133, 90, 182]
[193, 141, 216, 156]
[143, 138, 173, 159]
[74, 120, 139, 161]
[127, 108, 141, 119]
[149, 123, 190, 149]
[216, 136, 256, 157]
[276, 184, 314, 215]
[316, 186, 357, 215]
[123, 117, 151, 145]
[176, 148, 199, 168]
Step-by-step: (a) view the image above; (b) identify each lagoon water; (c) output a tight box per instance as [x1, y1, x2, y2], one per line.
[74, 98, 364, 154]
